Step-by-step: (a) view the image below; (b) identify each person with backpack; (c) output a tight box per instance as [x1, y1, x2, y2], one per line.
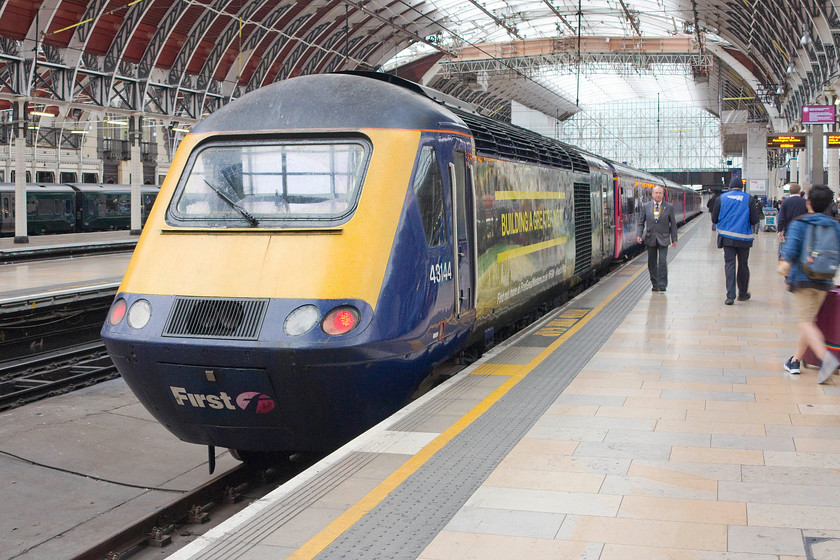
[778, 184, 840, 382]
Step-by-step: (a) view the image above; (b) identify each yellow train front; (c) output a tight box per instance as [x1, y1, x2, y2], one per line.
[100, 73, 479, 457]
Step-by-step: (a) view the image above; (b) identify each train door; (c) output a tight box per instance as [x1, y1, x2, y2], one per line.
[1, 194, 10, 235]
[599, 170, 613, 262]
[447, 140, 476, 322]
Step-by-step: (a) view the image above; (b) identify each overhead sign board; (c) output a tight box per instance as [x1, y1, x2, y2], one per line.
[802, 105, 836, 124]
[767, 134, 807, 149]
[828, 134, 840, 147]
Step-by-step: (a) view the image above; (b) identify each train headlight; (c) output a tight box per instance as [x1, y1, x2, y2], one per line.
[284, 305, 320, 336]
[322, 306, 360, 336]
[127, 299, 152, 329]
[108, 298, 127, 326]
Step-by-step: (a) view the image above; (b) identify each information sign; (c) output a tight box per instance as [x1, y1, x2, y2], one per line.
[767, 134, 807, 149]
[802, 105, 836, 125]
[828, 134, 840, 147]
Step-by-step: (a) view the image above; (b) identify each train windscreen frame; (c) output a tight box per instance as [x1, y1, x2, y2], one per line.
[166, 137, 370, 229]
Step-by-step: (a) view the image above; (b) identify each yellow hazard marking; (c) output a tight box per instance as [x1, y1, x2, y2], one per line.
[496, 237, 566, 262]
[494, 190, 566, 200]
[469, 364, 523, 376]
[287, 262, 647, 560]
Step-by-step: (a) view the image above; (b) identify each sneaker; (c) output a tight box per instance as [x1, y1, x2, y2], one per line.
[784, 357, 801, 375]
[725, 298, 734, 305]
[737, 293, 751, 301]
[651, 286, 659, 292]
[818, 352, 839, 384]
[659, 287, 666, 292]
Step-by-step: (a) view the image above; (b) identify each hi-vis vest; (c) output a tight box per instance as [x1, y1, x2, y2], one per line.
[717, 190, 754, 241]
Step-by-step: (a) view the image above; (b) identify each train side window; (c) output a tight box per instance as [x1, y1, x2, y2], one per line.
[413, 146, 446, 247]
[2, 197, 9, 216]
[10, 171, 32, 182]
[37, 171, 55, 183]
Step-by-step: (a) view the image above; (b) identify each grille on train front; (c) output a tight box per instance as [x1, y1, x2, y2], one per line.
[162, 297, 268, 340]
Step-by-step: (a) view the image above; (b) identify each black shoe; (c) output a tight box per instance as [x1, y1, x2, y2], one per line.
[737, 293, 751, 301]
[659, 287, 666, 292]
[725, 298, 734, 305]
[651, 287, 659, 292]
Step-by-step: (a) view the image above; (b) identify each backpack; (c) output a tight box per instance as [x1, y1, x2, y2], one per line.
[800, 222, 840, 280]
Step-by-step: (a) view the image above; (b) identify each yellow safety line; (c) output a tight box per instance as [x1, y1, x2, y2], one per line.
[287, 261, 648, 560]
[496, 237, 567, 262]
[495, 190, 567, 200]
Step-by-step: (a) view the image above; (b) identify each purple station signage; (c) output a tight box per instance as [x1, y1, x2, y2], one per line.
[802, 105, 836, 125]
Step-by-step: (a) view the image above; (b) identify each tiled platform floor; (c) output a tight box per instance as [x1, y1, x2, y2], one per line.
[420, 215, 840, 560]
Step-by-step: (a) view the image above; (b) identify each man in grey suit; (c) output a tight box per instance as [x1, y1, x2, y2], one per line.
[636, 185, 678, 292]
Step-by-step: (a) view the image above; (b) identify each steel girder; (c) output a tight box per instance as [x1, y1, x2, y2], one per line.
[440, 52, 714, 78]
[3, 0, 839, 133]
[0, 0, 441, 127]
[714, 0, 840, 126]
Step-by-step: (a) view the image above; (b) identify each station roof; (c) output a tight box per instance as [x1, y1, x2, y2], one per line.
[0, 0, 835, 146]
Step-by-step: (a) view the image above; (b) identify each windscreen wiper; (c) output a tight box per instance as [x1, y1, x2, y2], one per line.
[203, 179, 259, 226]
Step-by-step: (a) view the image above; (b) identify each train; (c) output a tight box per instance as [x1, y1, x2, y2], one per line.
[0, 183, 159, 236]
[100, 72, 701, 462]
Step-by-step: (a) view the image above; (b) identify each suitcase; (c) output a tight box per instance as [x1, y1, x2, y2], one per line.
[802, 288, 840, 368]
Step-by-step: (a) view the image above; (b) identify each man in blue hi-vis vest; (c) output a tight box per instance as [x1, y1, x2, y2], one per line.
[712, 177, 761, 305]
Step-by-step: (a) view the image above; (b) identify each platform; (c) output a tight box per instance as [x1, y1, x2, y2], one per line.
[162, 213, 840, 560]
[0, 230, 138, 263]
[0, 232, 134, 307]
[0, 378, 242, 560]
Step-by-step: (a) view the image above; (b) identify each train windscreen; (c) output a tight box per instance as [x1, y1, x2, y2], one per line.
[168, 139, 368, 227]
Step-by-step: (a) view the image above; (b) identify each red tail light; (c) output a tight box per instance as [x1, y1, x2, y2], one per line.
[322, 306, 360, 335]
[108, 298, 127, 326]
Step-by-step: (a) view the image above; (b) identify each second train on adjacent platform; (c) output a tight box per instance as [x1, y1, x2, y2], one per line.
[101, 72, 701, 460]
[0, 183, 159, 236]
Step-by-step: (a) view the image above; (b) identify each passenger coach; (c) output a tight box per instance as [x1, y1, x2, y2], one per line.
[101, 72, 700, 461]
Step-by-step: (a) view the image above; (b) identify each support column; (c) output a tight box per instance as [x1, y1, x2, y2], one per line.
[130, 113, 143, 235]
[14, 100, 28, 244]
[812, 124, 824, 186]
[790, 156, 799, 184]
[829, 148, 839, 193]
[744, 125, 769, 198]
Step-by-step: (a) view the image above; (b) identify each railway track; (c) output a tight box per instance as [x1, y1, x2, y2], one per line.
[0, 340, 119, 411]
[69, 454, 321, 560]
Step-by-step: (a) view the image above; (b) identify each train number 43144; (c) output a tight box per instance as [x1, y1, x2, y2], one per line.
[430, 261, 453, 283]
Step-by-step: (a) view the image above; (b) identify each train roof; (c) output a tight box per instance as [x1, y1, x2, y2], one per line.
[0, 183, 160, 194]
[0, 183, 75, 193]
[190, 72, 690, 183]
[67, 183, 159, 192]
[191, 73, 466, 135]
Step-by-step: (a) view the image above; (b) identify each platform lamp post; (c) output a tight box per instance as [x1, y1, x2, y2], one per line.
[13, 99, 28, 244]
[129, 113, 143, 235]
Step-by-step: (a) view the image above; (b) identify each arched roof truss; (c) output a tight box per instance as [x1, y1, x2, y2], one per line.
[1, 0, 840, 138]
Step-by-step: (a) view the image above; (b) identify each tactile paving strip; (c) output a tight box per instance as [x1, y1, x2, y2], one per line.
[387, 374, 488, 432]
[316, 226, 698, 559]
[182, 450, 389, 560]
